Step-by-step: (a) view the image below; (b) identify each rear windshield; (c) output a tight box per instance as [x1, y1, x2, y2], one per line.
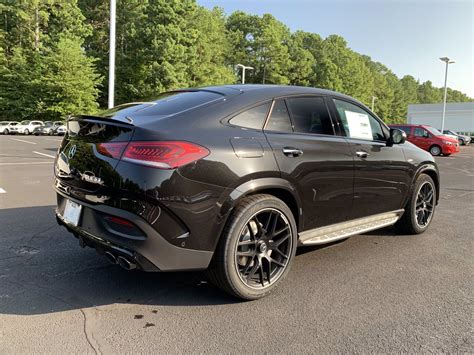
[101, 91, 222, 119]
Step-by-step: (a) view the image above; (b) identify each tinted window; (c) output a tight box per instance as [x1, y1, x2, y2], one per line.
[265, 99, 293, 132]
[333, 99, 385, 141]
[414, 127, 428, 137]
[229, 102, 271, 130]
[102, 91, 222, 118]
[286, 97, 334, 135]
[397, 126, 411, 135]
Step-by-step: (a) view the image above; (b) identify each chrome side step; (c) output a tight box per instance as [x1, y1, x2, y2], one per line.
[298, 209, 404, 246]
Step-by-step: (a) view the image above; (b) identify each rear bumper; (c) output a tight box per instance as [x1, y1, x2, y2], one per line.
[55, 191, 213, 272]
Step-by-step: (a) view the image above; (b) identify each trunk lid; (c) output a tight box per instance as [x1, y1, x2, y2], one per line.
[55, 116, 134, 191]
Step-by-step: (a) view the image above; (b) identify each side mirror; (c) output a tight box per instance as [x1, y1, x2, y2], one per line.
[388, 128, 406, 146]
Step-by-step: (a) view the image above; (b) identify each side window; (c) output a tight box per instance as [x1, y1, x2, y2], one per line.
[265, 99, 293, 132]
[286, 97, 334, 135]
[333, 99, 385, 141]
[414, 127, 428, 137]
[229, 102, 271, 130]
[398, 126, 411, 135]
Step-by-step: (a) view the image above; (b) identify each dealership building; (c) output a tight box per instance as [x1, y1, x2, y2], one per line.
[407, 102, 474, 134]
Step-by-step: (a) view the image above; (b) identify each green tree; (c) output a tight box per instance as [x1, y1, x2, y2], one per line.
[39, 35, 102, 118]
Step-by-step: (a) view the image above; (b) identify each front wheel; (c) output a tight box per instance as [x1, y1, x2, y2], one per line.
[207, 194, 297, 300]
[3, 129, 8, 135]
[24, 129, 30, 135]
[429, 145, 441, 156]
[396, 174, 436, 234]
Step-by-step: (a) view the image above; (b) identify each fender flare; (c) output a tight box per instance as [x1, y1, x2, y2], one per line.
[218, 177, 303, 230]
[408, 162, 440, 205]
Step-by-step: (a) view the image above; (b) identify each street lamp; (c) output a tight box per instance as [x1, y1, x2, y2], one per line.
[236, 64, 254, 84]
[371, 96, 377, 111]
[439, 57, 455, 132]
[108, 0, 116, 109]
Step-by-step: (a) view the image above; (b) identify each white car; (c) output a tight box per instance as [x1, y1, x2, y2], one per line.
[56, 125, 67, 135]
[0, 121, 20, 135]
[17, 120, 44, 135]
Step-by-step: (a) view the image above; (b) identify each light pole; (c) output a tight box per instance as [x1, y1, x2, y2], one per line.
[108, 0, 116, 109]
[439, 57, 455, 132]
[371, 96, 377, 111]
[236, 64, 254, 84]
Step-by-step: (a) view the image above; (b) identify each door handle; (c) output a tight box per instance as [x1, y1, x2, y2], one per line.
[283, 147, 303, 157]
[355, 151, 369, 158]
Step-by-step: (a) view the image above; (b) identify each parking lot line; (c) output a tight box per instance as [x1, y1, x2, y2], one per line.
[10, 138, 37, 145]
[0, 161, 53, 166]
[0, 188, 5, 193]
[33, 151, 56, 159]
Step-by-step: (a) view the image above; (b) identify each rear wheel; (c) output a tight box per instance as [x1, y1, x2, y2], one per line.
[24, 129, 30, 135]
[208, 194, 297, 300]
[3, 129, 8, 135]
[396, 174, 436, 234]
[429, 145, 441, 156]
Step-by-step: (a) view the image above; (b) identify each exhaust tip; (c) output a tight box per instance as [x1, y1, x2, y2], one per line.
[104, 251, 117, 265]
[117, 256, 137, 270]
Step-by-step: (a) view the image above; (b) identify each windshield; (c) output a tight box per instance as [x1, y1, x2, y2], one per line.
[0, 122, 8, 126]
[10, 122, 18, 126]
[426, 127, 443, 136]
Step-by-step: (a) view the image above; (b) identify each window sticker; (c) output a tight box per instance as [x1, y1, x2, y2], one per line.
[345, 110, 372, 140]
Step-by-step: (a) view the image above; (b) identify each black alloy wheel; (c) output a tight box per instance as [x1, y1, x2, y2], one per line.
[414, 181, 435, 228]
[235, 208, 293, 289]
[208, 194, 297, 300]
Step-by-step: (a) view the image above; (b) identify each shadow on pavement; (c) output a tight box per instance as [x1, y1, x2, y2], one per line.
[0, 206, 237, 316]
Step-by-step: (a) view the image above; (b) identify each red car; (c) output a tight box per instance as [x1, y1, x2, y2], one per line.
[390, 124, 460, 156]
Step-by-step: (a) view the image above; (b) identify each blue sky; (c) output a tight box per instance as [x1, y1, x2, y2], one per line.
[198, 0, 473, 97]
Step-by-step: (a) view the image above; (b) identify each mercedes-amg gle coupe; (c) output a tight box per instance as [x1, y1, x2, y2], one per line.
[55, 85, 439, 300]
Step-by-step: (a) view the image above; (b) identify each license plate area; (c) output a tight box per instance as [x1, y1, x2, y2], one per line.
[63, 199, 82, 226]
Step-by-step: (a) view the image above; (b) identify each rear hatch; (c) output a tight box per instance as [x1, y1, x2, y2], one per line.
[55, 116, 134, 191]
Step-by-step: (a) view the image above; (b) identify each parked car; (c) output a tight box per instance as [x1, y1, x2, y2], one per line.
[442, 130, 471, 145]
[56, 125, 67, 135]
[33, 121, 63, 135]
[17, 120, 44, 135]
[0, 121, 19, 135]
[55, 85, 440, 300]
[390, 124, 459, 156]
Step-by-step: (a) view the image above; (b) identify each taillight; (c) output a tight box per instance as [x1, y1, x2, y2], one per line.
[122, 141, 209, 169]
[96, 142, 128, 159]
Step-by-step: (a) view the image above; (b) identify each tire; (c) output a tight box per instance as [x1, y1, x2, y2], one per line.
[3, 129, 8, 135]
[429, 145, 441, 156]
[24, 129, 30, 135]
[207, 194, 297, 300]
[396, 174, 436, 234]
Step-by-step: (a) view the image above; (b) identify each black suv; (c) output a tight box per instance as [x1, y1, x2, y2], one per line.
[55, 85, 439, 299]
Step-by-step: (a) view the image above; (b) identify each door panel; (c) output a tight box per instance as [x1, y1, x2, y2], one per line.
[346, 140, 411, 218]
[331, 98, 411, 219]
[264, 96, 354, 231]
[266, 132, 354, 230]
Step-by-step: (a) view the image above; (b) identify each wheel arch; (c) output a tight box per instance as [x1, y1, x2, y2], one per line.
[214, 178, 302, 252]
[414, 163, 440, 205]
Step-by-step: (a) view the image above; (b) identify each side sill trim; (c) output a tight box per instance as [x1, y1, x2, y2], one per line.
[298, 209, 404, 246]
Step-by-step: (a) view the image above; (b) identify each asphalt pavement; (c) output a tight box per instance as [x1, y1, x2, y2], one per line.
[0, 135, 472, 353]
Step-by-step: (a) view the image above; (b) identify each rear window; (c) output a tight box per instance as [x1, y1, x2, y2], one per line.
[145, 91, 222, 116]
[101, 91, 223, 118]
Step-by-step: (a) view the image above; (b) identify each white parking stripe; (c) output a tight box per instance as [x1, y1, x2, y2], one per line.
[10, 138, 37, 145]
[32, 151, 56, 159]
[0, 162, 53, 166]
[0, 188, 6, 194]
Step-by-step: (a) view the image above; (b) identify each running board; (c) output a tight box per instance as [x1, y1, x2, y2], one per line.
[298, 209, 404, 246]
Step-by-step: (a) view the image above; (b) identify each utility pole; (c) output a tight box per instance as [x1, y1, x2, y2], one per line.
[236, 64, 254, 84]
[108, 0, 116, 109]
[439, 57, 455, 132]
[371, 96, 377, 112]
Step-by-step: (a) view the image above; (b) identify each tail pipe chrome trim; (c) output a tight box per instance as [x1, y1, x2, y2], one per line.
[117, 256, 137, 270]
